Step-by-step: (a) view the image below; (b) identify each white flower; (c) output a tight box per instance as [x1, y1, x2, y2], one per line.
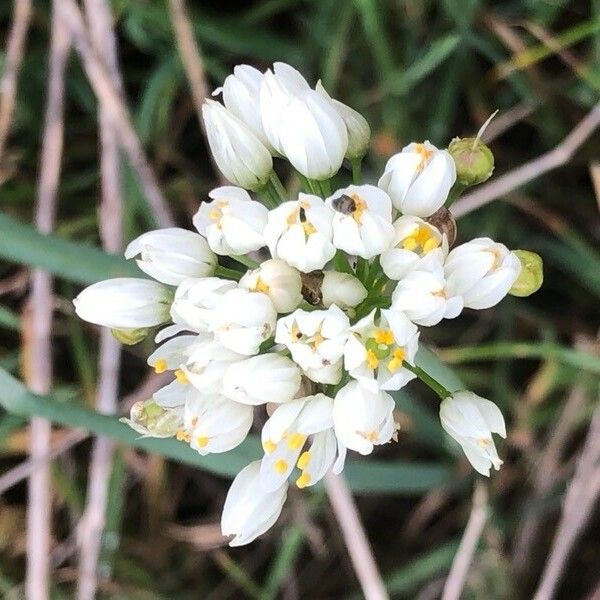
[439, 391, 506, 476]
[124, 228, 216, 286]
[193, 186, 268, 256]
[316, 81, 370, 160]
[153, 379, 189, 409]
[223, 354, 301, 405]
[381, 216, 447, 280]
[211, 288, 277, 355]
[170, 277, 236, 333]
[260, 394, 345, 491]
[264, 194, 335, 273]
[74, 278, 172, 329]
[202, 99, 273, 191]
[260, 63, 348, 180]
[344, 309, 418, 392]
[221, 461, 287, 546]
[275, 305, 349, 384]
[219, 64, 274, 151]
[183, 388, 253, 455]
[444, 238, 521, 310]
[326, 185, 394, 259]
[391, 258, 463, 326]
[321, 271, 367, 309]
[239, 259, 302, 313]
[378, 141, 456, 217]
[333, 381, 397, 455]
[147, 334, 198, 373]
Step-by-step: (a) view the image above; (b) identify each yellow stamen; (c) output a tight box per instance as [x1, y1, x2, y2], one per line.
[387, 348, 406, 373]
[274, 459, 288, 474]
[414, 143, 434, 171]
[176, 430, 191, 443]
[174, 369, 188, 385]
[153, 359, 168, 374]
[310, 332, 325, 349]
[208, 208, 221, 221]
[290, 323, 302, 341]
[195, 436, 209, 448]
[287, 432, 306, 450]
[414, 226, 432, 246]
[296, 472, 311, 488]
[350, 193, 367, 224]
[422, 237, 440, 253]
[478, 437, 492, 448]
[263, 439, 277, 454]
[402, 237, 419, 251]
[358, 430, 379, 443]
[374, 329, 395, 345]
[254, 277, 270, 294]
[366, 349, 379, 370]
[297, 451, 311, 470]
[302, 221, 316, 236]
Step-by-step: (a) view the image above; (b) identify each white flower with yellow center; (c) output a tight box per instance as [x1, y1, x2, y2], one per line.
[221, 461, 288, 546]
[183, 388, 253, 455]
[239, 259, 302, 313]
[210, 288, 277, 355]
[223, 354, 301, 405]
[146, 334, 198, 374]
[391, 257, 463, 326]
[444, 238, 521, 310]
[275, 305, 350, 384]
[326, 184, 394, 259]
[193, 186, 268, 256]
[124, 228, 216, 286]
[264, 193, 335, 273]
[344, 309, 419, 392]
[333, 381, 397, 455]
[439, 391, 506, 476]
[381, 216, 447, 280]
[378, 141, 456, 217]
[260, 394, 345, 491]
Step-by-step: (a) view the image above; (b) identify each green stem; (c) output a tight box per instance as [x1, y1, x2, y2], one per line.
[215, 265, 242, 280]
[270, 172, 288, 201]
[351, 158, 362, 184]
[259, 183, 279, 209]
[319, 178, 333, 197]
[231, 255, 259, 270]
[297, 172, 319, 195]
[404, 363, 451, 400]
[445, 182, 466, 208]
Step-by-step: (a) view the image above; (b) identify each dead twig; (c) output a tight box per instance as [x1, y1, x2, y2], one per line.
[324, 473, 388, 600]
[451, 103, 600, 218]
[442, 481, 488, 600]
[0, 0, 33, 163]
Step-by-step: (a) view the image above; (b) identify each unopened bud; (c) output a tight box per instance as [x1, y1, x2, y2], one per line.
[448, 137, 494, 186]
[509, 250, 543, 297]
[111, 327, 151, 345]
[120, 399, 183, 438]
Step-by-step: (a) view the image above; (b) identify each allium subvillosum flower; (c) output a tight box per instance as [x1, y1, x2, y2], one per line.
[333, 380, 397, 455]
[320, 271, 368, 309]
[260, 63, 348, 180]
[147, 334, 198, 373]
[264, 193, 336, 272]
[326, 185, 394, 259]
[202, 99, 273, 191]
[381, 216, 447, 280]
[378, 141, 456, 217]
[73, 278, 172, 329]
[239, 259, 303, 313]
[439, 391, 506, 476]
[444, 238, 521, 309]
[344, 309, 419, 392]
[193, 186, 268, 256]
[260, 394, 346, 491]
[275, 305, 350, 384]
[221, 461, 288, 546]
[125, 228, 216, 286]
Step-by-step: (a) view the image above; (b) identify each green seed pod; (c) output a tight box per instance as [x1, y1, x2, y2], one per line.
[448, 137, 495, 186]
[509, 250, 543, 297]
[120, 399, 183, 438]
[111, 327, 151, 345]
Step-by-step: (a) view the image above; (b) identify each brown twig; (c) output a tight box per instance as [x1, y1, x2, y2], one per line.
[451, 103, 600, 218]
[24, 3, 71, 598]
[441, 481, 488, 600]
[56, 0, 175, 228]
[0, 0, 33, 163]
[324, 473, 388, 600]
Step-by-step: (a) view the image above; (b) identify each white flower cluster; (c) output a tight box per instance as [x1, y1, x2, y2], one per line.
[74, 62, 528, 547]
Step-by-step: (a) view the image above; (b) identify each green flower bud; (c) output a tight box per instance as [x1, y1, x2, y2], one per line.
[111, 327, 151, 345]
[509, 250, 543, 297]
[120, 399, 183, 438]
[448, 137, 495, 186]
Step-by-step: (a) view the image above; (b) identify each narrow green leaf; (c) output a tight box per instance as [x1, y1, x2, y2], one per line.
[0, 304, 20, 331]
[415, 346, 464, 393]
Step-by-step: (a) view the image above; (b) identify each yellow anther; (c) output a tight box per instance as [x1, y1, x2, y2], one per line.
[402, 237, 419, 251]
[414, 143, 434, 171]
[287, 432, 306, 450]
[478, 437, 492, 448]
[195, 436, 209, 448]
[274, 459, 288, 474]
[176, 430, 191, 443]
[350, 194, 367, 224]
[487, 247, 503, 270]
[153, 359, 168, 374]
[310, 332, 325, 349]
[359, 430, 378, 443]
[414, 226, 432, 246]
[263, 439, 277, 454]
[254, 277, 270, 294]
[387, 348, 406, 373]
[174, 369, 188, 385]
[297, 451, 311, 470]
[208, 208, 222, 221]
[296, 472, 311, 488]
[286, 210, 298, 226]
[422, 237, 440, 253]
[366, 349, 379, 370]
[302, 221, 317, 236]
[374, 329, 395, 345]
[290, 323, 302, 341]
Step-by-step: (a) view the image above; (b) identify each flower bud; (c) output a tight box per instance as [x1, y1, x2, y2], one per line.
[111, 327, 151, 345]
[509, 250, 543, 297]
[321, 271, 367, 309]
[202, 99, 273, 191]
[447, 137, 494, 186]
[121, 399, 183, 438]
